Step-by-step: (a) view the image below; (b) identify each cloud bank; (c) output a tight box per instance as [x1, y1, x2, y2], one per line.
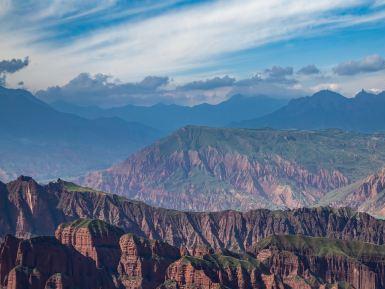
[298, 65, 320, 75]
[333, 54, 385, 75]
[35, 50, 385, 107]
[36, 64, 311, 107]
[0, 57, 29, 86]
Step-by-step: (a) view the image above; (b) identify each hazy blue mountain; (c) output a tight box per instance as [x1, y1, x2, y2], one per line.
[50, 94, 287, 132]
[234, 90, 385, 132]
[0, 86, 159, 182]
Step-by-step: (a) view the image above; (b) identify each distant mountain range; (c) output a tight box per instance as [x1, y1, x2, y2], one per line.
[50, 94, 287, 132]
[0, 86, 159, 182]
[235, 89, 385, 132]
[81, 126, 385, 212]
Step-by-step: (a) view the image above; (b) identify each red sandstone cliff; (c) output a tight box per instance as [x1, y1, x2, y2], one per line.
[1, 219, 385, 289]
[55, 219, 124, 271]
[118, 233, 180, 289]
[3, 177, 385, 253]
[322, 168, 385, 216]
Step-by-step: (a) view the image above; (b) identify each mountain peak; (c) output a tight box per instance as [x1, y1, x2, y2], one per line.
[310, 89, 345, 100]
[354, 89, 377, 99]
[16, 175, 35, 182]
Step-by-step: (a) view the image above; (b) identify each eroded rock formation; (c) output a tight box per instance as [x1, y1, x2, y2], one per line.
[3, 176, 385, 253]
[1, 218, 385, 289]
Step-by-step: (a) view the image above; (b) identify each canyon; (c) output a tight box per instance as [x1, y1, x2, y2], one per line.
[2, 176, 385, 288]
[320, 167, 385, 216]
[3, 176, 385, 251]
[81, 126, 385, 211]
[2, 219, 385, 289]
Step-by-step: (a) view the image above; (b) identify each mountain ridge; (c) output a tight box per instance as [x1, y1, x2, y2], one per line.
[3, 175, 385, 251]
[50, 94, 287, 132]
[234, 89, 385, 132]
[0, 86, 159, 182]
[81, 125, 385, 211]
[3, 221, 385, 289]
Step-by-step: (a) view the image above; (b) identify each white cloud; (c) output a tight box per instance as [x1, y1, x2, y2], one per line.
[0, 0, 11, 16]
[1, 0, 385, 92]
[374, 0, 385, 7]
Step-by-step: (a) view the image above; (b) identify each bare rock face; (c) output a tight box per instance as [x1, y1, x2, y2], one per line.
[80, 126, 385, 212]
[55, 219, 124, 271]
[0, 235, 20, 285]
[323, 168, 385, 216]
[44, 273, 72, 289]
[4, 177, 385, 254]
[1, 176, 67, 239]
[160, 234, 385, 289]
[82, 141, 349, 212]
[254, 235, 385, 289]
[0, 232, 117, 289]
[2, 223, 385, 289]
[159, 250, 291, 289]
[118, 233, 180, 289]
[160, 258, 223, 289]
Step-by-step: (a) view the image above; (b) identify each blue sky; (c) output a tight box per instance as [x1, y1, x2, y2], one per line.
[1, 0, 385, 106]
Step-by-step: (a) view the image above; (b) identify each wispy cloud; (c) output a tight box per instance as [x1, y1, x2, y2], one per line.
[1, 0, 385, 94]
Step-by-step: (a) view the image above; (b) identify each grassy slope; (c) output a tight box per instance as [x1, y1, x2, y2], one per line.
[256, 234, 385, 259]
[61, 218, 124, 235]
[151, 126, 385, 181]
[61, 180, 100, 193]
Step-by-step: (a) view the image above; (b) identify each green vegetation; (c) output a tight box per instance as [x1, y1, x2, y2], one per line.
[181, 255, 217, 269]
[157, 126, 385, 181]
[61, 219, 124, 236]
[206, 253, 262, 271]
[256, 234, 385, 259]
[317, 181, 362, 206]
[60, 180, 100, 193]
[181, 251, 263, 272]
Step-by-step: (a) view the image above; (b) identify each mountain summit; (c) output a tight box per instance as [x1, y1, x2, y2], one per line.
[81, 126, 385, 211]
[0, 86, 159, 181]
[235, 89, 385, 132]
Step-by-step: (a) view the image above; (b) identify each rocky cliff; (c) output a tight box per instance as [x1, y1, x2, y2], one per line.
[81, 126, 385, 211]
[320, 168, 385, 216]
[0, 234, 117, 289]
[55, 219, 124, 271]
[118, 233, 180, 289]
[2, 222, 385, 289]
[3, 176, 385, 253]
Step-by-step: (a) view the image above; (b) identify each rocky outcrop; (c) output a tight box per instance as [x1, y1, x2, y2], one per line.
[2, 176, 67, 239]
[322, 168, 385, 216]
[55, 219, 124, 271]
[254, 235, 385, 289]
[4, 177, 385, 253]
[161, 235, 385, 289]
[0, 235, 20, 285]
[81, 126, 385, 211]
[118, 233, 180, 289]
[0, 234, 117, 289]
[2, 222, 385, 289]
